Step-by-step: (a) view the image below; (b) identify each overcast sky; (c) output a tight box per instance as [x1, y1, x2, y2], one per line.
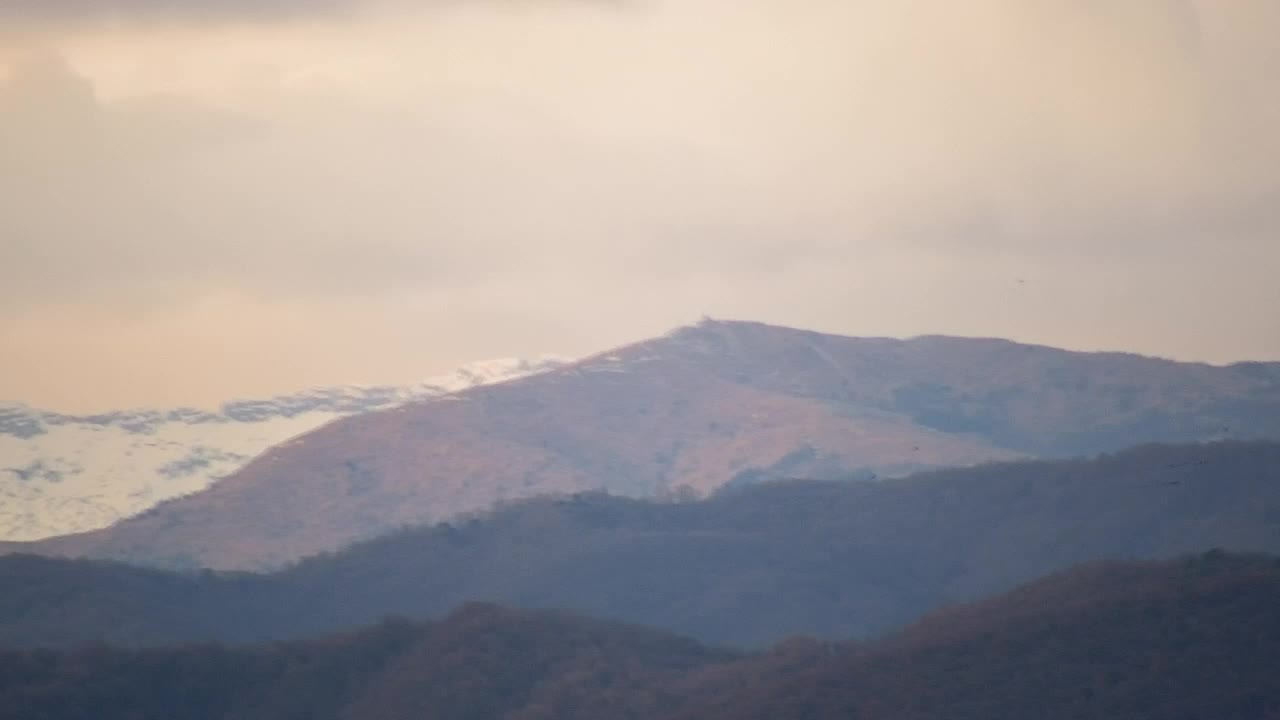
[2, 0, 1277, 412]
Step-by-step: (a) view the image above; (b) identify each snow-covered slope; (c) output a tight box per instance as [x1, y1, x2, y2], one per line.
[0, 357, 566, 541]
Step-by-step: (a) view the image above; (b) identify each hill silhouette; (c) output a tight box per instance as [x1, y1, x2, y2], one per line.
[670, 551, 1280, 720]
[1, 440, 1277, 649]
[0, 604, 731, 720]
[2, 553, 1277, 720]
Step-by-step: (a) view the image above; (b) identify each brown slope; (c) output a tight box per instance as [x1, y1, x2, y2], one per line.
[670, 552, 1280, 720]
[16, 319, 1280, 571]
[22, 344, 1007, 570]
[646, 321, 1280, 455]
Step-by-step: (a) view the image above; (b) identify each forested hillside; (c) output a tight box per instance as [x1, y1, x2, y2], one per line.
[0, 604, 730, 720]
[1, 441, 1276, 649]
[669, 551, 1280, 720]
[2, 553, 1277, 720]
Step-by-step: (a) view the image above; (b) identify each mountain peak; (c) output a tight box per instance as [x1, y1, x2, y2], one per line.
[11, 322, 1280, 570]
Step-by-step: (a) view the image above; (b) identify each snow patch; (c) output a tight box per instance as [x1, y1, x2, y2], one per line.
[0, 356, 567, 541]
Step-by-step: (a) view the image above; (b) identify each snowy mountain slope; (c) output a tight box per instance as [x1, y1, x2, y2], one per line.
[0, 357, 566, 541]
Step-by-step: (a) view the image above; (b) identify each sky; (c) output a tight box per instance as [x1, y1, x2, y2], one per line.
[1, 0, 1278, 412]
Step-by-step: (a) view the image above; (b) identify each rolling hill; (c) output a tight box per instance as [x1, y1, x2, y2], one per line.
[0, 603, 732, 720]
[668, 551, 1280, 720]
[2, 552, 1277, 720]
[1, 441, 1277, 649]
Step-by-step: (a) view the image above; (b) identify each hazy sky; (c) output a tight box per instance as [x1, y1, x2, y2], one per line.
[2, 0, 1277, 411]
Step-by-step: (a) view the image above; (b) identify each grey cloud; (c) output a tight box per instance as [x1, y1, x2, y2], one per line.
[0, 54, 500, 307]
[0, 0, 350, 23]
[0, 0, 613, 25]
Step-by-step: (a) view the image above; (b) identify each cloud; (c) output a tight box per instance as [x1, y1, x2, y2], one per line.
[0, 0, 352, 25]
[0, 0, 1278, 410]
[0, 0, 614, 27]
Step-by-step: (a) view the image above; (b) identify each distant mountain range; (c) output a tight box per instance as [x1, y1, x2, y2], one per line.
[0, 357, 565, 541]
[2, 552, 1277, 720]
[8, 319, 1279, 570]
[2, 441, 1276, 649]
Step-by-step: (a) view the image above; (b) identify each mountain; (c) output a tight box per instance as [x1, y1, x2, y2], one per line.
[0, 357, 565, 541]
[1, 441, 1277, 649]
[2, 553, 1278, 720]
[12, 319, 1280, 570]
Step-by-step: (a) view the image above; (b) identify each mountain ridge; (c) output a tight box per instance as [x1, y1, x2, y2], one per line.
[10, 320, 1280, 569]
[2, 552, 1277, 720]
[1, 440, 1276, 649]
[0, 356, 566, 541]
